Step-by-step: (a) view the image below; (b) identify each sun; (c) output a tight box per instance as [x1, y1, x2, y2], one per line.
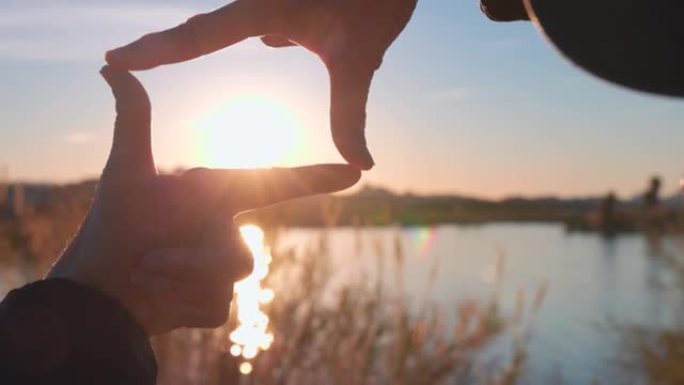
[193, 95, 304, 169]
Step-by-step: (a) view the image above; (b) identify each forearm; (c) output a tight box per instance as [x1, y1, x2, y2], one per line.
[0, 279, 157, 385]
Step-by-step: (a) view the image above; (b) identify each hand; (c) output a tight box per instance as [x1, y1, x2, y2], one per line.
[47, 66, 361, 335]
[105, 0, 418, 170]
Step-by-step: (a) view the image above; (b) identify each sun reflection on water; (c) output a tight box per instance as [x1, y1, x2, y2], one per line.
[231, 225, 274, 368]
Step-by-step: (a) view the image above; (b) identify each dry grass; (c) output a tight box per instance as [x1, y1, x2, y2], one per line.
[152, 226, 547, 385]
[0, 191, 548, 385]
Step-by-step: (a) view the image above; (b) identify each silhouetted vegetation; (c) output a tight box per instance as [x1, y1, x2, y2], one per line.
[150, 229, 545, 385]
[0, 179, 545, 385]
[7, 180, 683, 233]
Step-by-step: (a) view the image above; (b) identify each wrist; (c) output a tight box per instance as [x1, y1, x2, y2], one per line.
[48, 260, 157, 335]
[47, 255, 105, 297]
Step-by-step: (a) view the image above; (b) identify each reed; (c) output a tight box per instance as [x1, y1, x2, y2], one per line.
[151, 224, 547, 385]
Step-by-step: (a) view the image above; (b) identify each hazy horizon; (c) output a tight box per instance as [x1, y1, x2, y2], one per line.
[1, 171, 678, 202]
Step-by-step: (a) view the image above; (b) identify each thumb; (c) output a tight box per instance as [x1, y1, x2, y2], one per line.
[328, 62, 376, 170]
[100, 65, 155, 177]
[201, 217, 254, 282]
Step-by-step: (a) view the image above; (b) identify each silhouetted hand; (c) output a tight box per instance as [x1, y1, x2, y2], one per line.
[47, 66, 361, 335]
[105, 0, 418, 170]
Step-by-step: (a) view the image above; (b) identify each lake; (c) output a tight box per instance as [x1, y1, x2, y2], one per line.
[278, 223, 684, 385]
[1, 222, 682, 384]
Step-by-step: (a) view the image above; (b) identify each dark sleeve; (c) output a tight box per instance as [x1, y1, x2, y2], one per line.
[0, 279, 157, 385]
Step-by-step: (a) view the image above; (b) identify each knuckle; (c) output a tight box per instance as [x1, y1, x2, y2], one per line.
[169, 18, 204, 54]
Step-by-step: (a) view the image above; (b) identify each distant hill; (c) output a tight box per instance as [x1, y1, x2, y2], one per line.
[4, 181, 681, 228]
[243, 184, 667, 227]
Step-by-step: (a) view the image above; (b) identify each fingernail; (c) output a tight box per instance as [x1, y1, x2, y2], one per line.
[358, 149, 375, 171]
[105, 48, 127, 68]
[348, 147, 374, 171]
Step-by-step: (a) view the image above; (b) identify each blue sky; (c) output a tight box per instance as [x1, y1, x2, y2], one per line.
[1, 0, 684, 198]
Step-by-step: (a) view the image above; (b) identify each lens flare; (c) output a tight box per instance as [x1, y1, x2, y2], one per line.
[230, 225, 274, 372]
[414, 226, 438, 258]
[239, 362, 253, 375]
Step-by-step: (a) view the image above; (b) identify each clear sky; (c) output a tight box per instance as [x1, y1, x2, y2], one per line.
[1, 0, 684, 199]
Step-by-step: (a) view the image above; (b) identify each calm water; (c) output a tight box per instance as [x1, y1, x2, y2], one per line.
[279, 223, 684, 385]
[1, 223, 682, 384]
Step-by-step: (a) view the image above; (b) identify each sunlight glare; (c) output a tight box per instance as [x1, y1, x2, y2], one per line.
[229, 345, 242, 357]
[239, 362, 253, 375]
[230, 225, 275, 372]
[193, 95, 304, 169]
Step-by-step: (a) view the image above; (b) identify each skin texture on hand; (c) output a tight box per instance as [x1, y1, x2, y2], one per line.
[105, 0, 419, 170]
[47, 66, 361, 335]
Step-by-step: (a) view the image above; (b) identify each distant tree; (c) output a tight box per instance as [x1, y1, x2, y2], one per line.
[0, 166, 7, 208]
[600, 191, 617, 235]
[643, 176, 662, 209]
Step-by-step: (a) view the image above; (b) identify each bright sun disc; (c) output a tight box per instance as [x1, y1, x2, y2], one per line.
[193, 95, 303, 169]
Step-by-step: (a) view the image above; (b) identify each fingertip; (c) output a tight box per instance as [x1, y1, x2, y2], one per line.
[106, 43, 155, 71]
[308, 164, 363, 192]
[337, 141, 375, 171]
[98, 66, 149, 106]
[350, 149, 375, 171]
[235, 241, 255, 278]
[104, 49, 124, 68]
[99, 65, 128, 89]
[99, 65, 113, 84]
[234, 254, 255, 281]
[362, 151, 375, 171]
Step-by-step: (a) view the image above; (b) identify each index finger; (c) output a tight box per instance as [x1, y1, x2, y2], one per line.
[182, 164, 361, 214]
[106, 0, 281, 70]
[328, 62, 376, 170]
[99, 66, 155, 178]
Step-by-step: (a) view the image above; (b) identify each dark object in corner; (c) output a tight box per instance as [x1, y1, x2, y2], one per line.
[481, 0, 529, 21]
[0, 279, 156, 385]
[527, 0, 684, 97]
